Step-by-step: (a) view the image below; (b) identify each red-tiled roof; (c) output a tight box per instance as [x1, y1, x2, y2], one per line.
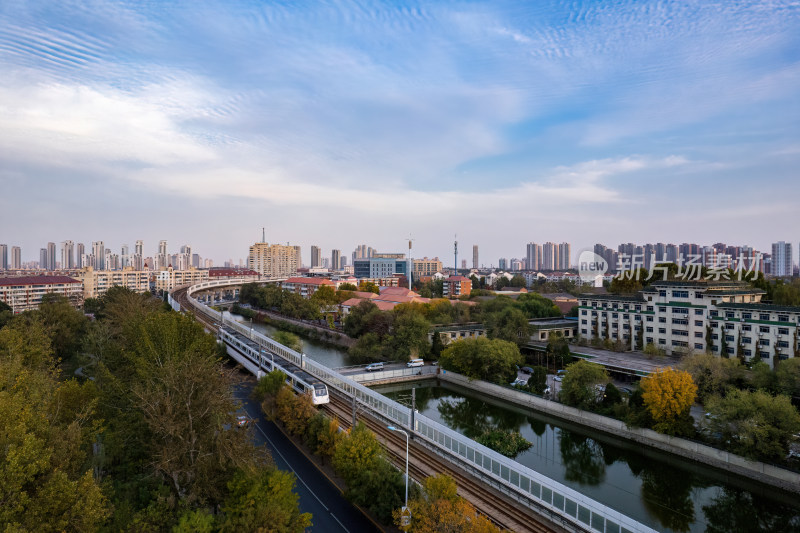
[0, 275, 80, 286]
[283, 277, 334, 285]
[447, 276, 471, 282]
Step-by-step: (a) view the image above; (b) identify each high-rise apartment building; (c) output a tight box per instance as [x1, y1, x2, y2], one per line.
[310, 245, 321, 268]
[61, 240, 75, 269]
[76, 243, 85, 267]
[11, 246, 21, 269]
[135, 240, 143, 257]
[412, 257, 442, 278]
[472, 245, 479, 269]
[558, 242, 571, 270]
[771, 241, 793, 277]
[498, 258, 507, 270]
[92, 241, 105, 270]
[542, 242, 557, 271]
[46, 242, 56, 270]
[121, 244, 129, 267]
[331, 249, 341, 271]
[248, 242, 299, 278]
[293, 246, 302, 268]
[526, 243, 541, 271]
[39, 248, 48, 270]
[0, 244, 7, 270]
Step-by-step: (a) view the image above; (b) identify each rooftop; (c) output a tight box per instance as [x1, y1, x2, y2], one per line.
[0, 275, 81, 286]
[283, 277, 334, 285]
[716, 302, 800, 313]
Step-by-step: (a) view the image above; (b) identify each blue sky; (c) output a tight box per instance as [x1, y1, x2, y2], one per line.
[1, 0, 798, 266]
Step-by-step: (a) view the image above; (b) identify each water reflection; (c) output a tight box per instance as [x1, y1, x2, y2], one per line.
[375, 382, 800, 533]
[558, 431, 606, 486]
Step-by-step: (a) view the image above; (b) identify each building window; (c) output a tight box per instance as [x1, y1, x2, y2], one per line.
[673, 330, 689, 336]
[694, 331, 703, 338]
[673, 290, 689, 298]
[612, 313, 618, 319]
[777, 341, 790, 348]
[646, 327, 654, 333]
[726, 347, 734, 354]
[673, 318, 689, 325]
[695, 343, 705, 350]
[659, 317, 666, 323]
[725, 335, 734, 342]
[581, 310, 587, 315]
[647, 306, 654, 312]
[635, 305, 641, 311]
[659, 307, 667, 313]
[646, 316, 653, 322]
[743, 325, 751, 332]
[672, 340, 688, 347]
[659, 328, 667, 334]
[623, 324, 630, 330]
[759, 326, 770, 333]
[623, 304, 629, 310]
[778, 314, 789, 322]
[581, 329, 588, 335]
[759, 339, 770, 346]
[710, 310, 719, 317]
[635, 315, 641, 321]
[711, 321, 719, 328]
[581, 319, 588, 324]
[659, 338, 666, 344]
[742, 313, 751, 319]
[743, 349, 752, 357]
[695, 320, 703, 326]
[647, 337, 654, 344]
[673, 307, 689, 314]
[778, 328, 789, 335]
[759, 314, 770, 321]
[725, 312, 735, 318]
[742, 337, 751, 344]
[695, 292, 704, 299]
[659, 290, 667, 297]
[761, 352, 771, 359]
[711, 334, 719, 340]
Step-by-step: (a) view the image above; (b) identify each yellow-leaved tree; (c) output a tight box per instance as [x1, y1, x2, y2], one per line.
[641, 367, 697, 436]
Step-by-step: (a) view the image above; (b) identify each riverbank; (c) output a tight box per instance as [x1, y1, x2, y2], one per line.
[231, 304, 355, 349]
[437, 369, 800, 494]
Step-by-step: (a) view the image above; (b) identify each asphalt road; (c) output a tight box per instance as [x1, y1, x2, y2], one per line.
[233, 382, 382, 533]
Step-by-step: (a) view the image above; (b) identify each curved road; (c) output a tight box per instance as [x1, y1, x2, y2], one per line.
[233, 380, 382, 533]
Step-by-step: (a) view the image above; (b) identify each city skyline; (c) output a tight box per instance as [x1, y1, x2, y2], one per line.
[1, 1, 799, 263]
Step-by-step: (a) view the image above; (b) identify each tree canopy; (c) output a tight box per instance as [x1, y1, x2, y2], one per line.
[640, 368, 697, 436]
[559, 360, 609, 410]
[438, 337, 522, 384]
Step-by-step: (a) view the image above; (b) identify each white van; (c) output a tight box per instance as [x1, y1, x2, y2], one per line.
[407, 358, 424, 368]
[365, 362, 384, 372]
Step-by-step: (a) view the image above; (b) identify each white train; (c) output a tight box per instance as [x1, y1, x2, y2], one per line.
[220, 326, 330, 405]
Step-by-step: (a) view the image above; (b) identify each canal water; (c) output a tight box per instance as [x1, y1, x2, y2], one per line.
[230, 313, 800, 532]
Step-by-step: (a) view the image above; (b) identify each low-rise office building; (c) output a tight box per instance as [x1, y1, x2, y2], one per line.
[0, 275, 83, 313]
[442, 276, 472, 298]
[154, 268, 209, 292]
[282, 277, 335, 298]
[578, 280, 799, 367]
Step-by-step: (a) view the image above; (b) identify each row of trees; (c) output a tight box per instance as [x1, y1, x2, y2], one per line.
[1, 288, 310, 531]
[256, 370, 508, 532]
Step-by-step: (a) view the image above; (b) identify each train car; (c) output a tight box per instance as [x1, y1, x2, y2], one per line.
[220, 327, 329, 405]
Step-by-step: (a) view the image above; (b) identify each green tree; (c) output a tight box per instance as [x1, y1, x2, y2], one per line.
[774, 357, 800, 398]
[358, 281, 380, 294]
[348, 332, 383, 364]
[338, 283, 358, 291]
[343, 300, 379, 337]
[254, 370, 287, 417]
[559, 360, 609, 410]
[332, 423, 384, 484]
[528, 365, 548, 395]
[0, 322, 110, 531]
[0, 300, 12, 328]
[681, 352, 745, 402]
[705, 389, 800, 461]
[219, 469, 312, 533]
[386, 307, 431, 360]
[310, 285, 338, 314]
[546, 332, 572, 368]
[749, 360, 776, 392]
[439, 337, 522, 384]
[430, 330, 445, 359]
[485, 306, 531, 346]
[272, 330, 303, 352]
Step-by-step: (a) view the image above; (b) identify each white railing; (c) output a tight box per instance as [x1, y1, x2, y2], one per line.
[179, 279, 656, 533]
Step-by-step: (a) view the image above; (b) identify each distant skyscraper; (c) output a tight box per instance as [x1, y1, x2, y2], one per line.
[542, 242, 557, 271]
[61, 240, 75, 269]
[76, 243, 85, 267]
[135, 240, 143, 257]
[558, 242, 571, 270]
[498, 258, 507, 270]
[293, 245, 302, 268]
[248, 242, 299, 277]
[159, 240, 168, 256]
[0, 244, 7, 270]
[11, 246, 21, 269]
[526, 243, 541, 271]
[472, 245, 479, 269]
[46, 242, 56, 270]
[121, 244, 129, 267]
[92, 241, 105, 270]
[331, 249, 341, 271]
[310, 245, 321, 268]
[39, 248, 48, 270]
[771, 241, 793, 277]
[461, 259, 467, 270]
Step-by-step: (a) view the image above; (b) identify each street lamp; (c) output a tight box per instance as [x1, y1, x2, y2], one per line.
[387, 425, 410, 526]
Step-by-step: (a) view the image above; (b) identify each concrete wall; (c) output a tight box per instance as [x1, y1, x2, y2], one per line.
[437, 370, 800, 493]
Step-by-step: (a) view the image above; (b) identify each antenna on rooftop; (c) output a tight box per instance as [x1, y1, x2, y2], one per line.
[262, 227, 266, 243]
[406, 234, 415, 286]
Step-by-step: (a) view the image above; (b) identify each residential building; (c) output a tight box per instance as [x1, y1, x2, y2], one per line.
[282, 277, 335, 298]
[526, 243, 541, 271]
[0, 275, 83, 313]
[61, 240, 75, 269]
[39, 248, 48, 270]
[75, 267, 151, 299]
[47, 242, 56, 270]
[442, 276, 472, 298]
[310, 245, 321, 268]
[92, 241, 105, 270]
[76, 243, 85, 267]
[11, 246, 21, 269]
[0, 244, 7, 270]
[412, 257, 443, 278]
[578, 279, 800, 368]
[247, 242, 299, 278]
[772, 241, 793, 277]
[558, 242, 571, 270]
[154, 267, 209, 292]
[542, 242, 557, 270]
[135, 240, 143, 257]
[498, 258, 507, 270]
[472, 245, 479, 269]
[331, 249, 341, 271]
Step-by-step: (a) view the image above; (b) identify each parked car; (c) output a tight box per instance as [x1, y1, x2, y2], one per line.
[510, 378, 528, 387]
[520, 366, 533, 374]
[237, 415, 250, 428]
[553, 376, 563, 382]
[365, 362, 385, 372]
[407, 358, 424, 368]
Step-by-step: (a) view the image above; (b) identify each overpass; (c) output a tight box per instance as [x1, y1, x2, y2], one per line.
[171, 278, 657, 533]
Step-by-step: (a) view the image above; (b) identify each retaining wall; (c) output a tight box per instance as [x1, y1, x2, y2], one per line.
[437, 370, 800, 493]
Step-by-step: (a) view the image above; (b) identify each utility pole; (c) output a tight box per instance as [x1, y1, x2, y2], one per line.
[406, 234, 415, 287]
[454, 234, 458, 273]
[410, 387, 416, 439]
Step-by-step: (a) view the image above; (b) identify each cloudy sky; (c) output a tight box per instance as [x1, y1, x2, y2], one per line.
[1, 0, 798, 266]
